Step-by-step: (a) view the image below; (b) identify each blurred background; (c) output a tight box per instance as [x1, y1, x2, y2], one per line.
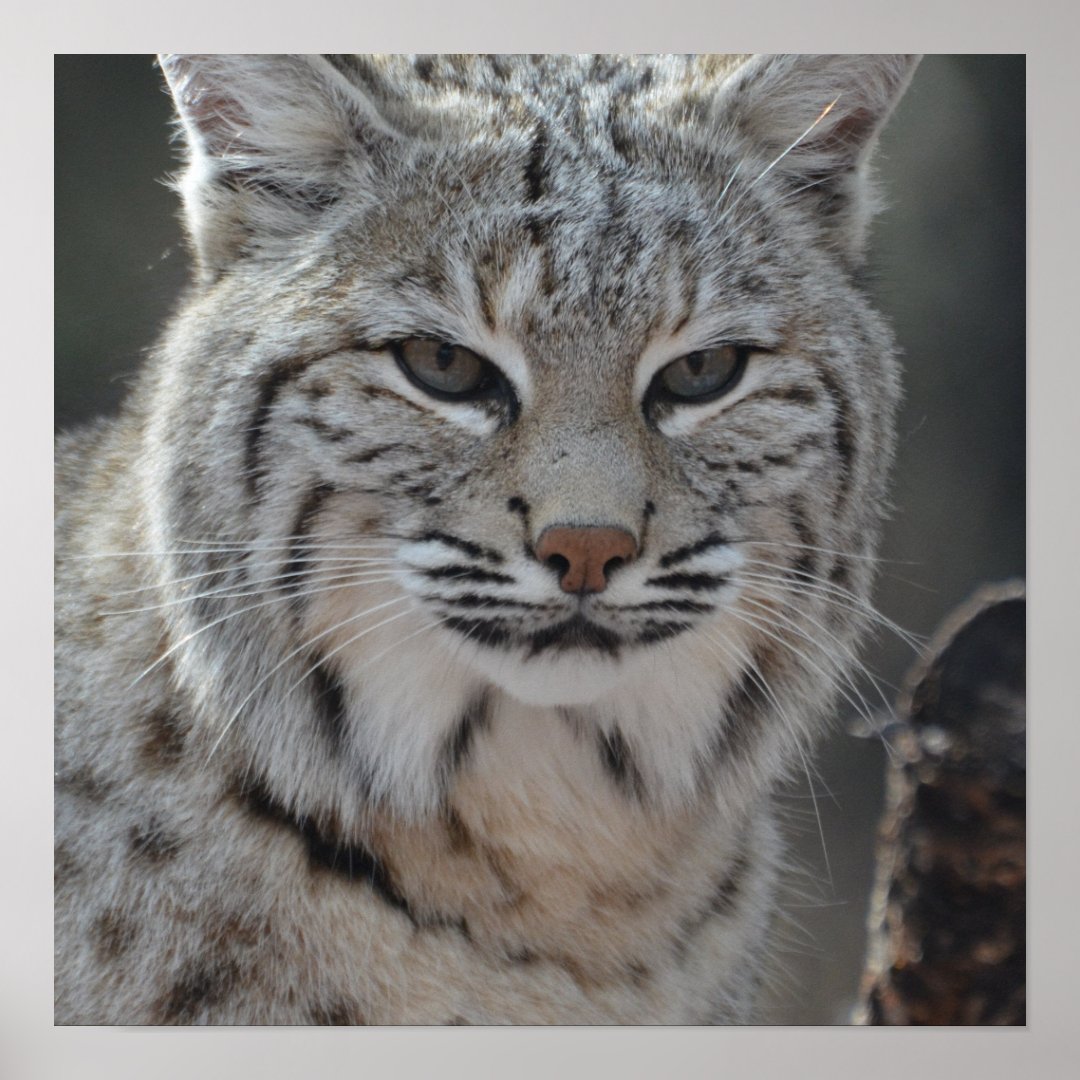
[54, 55, 1025, 1024]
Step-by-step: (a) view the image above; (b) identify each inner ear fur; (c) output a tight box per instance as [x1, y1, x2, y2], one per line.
[708, 54, 921, 261]
[159, 54, 401, 278]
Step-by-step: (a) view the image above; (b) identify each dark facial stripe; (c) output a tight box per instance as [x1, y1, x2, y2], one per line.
[246, 356, 314, 497]
[417, 531, 504, 565]
[639, 498, 657, 554]
[658, 532, 730, 569]
[636, 620, 691, 644]
[743, 386, 816, 419]
[293, 415, 353, 442]
[762, 453, 794, 467]
[234, 775, 421, 925]
[812, 364, 856, 500]
[308, 659, 351, 752]
[676, 848, 752, 949]
[524, 122, 549, 202]
[283, 483, 336, 596]
[829, 556, 851, 589]
[617, 599, 714, 614]
[556, 706, 588, 739]
[667, 236, 701, 336]
[421, 565, 515, 586]
[444, 616, 512, 648]
[597, 726, 645, 799]
[357, 383, 431, 412]
[182, 548, 233, 626]
[506, 496, 534, 554]
[784, 497, 818, 581]
[645, 572, 728, 591]
[430, 594, 552, 613]
[709, 849, 751, 916]
[439, 691, 491, 783]
[606, 98, 634, 163]
[346, 443, 403, 465]
[537, 241, 559, 296]
[709, 657, 773, 771]
[524, 210, 556, 248]
[474, 264, 498, 331]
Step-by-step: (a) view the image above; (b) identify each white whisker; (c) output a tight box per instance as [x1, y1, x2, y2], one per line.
[699, 626, 833, 888]
[102, 569, 411, 616]
[723, 602, 880, 746]
[740, 558, 926, 650]
[107, 554, 401, 598]
[738, 588, 896, 714]
[128, 576, 411, 687]
[206, 596, 419, 761]
[79, 541, 400, 559]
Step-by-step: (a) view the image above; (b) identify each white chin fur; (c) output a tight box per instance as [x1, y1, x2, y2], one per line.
[463, 647, 629, 706]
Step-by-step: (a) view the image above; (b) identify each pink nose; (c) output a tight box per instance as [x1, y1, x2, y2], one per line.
[534, 526, 638, 594]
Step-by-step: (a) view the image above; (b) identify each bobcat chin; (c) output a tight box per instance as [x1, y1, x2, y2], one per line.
[55, 54, 918, 1024]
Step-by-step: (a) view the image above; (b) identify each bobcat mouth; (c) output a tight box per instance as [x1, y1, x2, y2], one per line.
[441, 613, 623, 655]
[441, 610, 695, 657]
[526, 614, 623, 657]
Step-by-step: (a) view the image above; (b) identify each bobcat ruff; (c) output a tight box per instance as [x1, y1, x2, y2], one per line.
[55, 54, 917, 1024]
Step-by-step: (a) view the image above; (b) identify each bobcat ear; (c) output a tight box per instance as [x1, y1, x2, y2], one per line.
[159, 54, 399, 279]
[713, 54, 920, 261]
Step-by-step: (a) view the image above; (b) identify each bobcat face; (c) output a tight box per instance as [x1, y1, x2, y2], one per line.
[145, 54, 910, 806]
[164, 138, 865, 709]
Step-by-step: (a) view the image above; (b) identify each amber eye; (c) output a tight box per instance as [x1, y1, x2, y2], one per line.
[655, 345, 747, 402]
[393, 338, 489, 398]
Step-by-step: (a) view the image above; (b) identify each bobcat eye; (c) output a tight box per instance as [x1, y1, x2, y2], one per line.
[655, 346, 747, 402]
[393, 338, 490, 398]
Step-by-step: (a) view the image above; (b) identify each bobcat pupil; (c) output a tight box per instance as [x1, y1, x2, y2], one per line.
[396, 337, 487, 397]
[651, 345, 746, 407]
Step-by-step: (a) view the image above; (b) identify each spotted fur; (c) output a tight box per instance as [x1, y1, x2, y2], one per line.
[55, 53, 918, 1024]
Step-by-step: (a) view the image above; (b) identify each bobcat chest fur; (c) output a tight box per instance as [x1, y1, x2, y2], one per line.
[54, 53, 917, 1024]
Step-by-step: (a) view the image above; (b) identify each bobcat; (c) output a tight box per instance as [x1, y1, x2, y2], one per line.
[55, 54, 918, 1024]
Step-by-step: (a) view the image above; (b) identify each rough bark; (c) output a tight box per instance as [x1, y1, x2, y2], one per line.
[858, 581, 1026, 1025]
